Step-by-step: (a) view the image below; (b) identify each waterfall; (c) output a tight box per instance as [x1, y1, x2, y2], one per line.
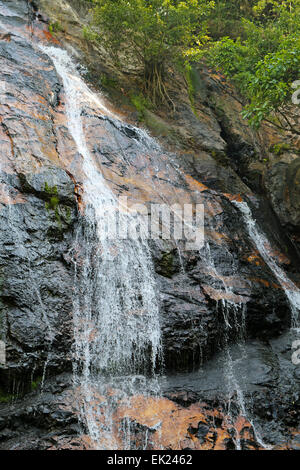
[40, 46, 162, 449]
[225, 200, 300, 448]
[234, 201, 300, 331]
[201, 242, 270, 449]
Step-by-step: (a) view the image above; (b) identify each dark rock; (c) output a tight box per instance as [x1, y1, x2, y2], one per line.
[0, 0, 299, 451]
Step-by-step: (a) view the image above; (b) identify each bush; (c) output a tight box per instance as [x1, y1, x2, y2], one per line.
[207, 0, 300, 135]
[86, 0, 213, 107]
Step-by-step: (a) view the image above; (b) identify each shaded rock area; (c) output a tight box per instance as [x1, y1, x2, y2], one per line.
[0, 0, 299, 450]
[162, 331, 300, 449]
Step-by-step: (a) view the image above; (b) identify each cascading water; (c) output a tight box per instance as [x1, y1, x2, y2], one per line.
[1, 0, 299, 450]
[231, 200, 300, 448]
[39, 46, 162, 449]
[234, 201, 300, 331]
[200, 242, 269, 449]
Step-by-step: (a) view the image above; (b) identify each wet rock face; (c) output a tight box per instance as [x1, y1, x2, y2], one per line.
[163, 332, 300, 449]
[0, 373, 82, 450]
[0, 0, 299, 450]
[0, 167, 77, 385]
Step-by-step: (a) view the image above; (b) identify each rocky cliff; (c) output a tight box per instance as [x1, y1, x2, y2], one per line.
[0, 0, 299, 450]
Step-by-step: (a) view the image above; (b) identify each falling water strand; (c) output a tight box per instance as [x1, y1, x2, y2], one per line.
[40, 46, 162, 449]
[233, 201, 300, 331]
[202, 242, 270, 449]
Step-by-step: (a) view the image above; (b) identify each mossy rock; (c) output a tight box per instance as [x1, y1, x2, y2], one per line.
[143, 110, 175, 138]
[156, 251, 180, 278]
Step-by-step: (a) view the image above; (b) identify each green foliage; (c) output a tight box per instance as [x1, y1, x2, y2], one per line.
[45, 196, 59, 211]
[130, 93, 153, 120]
[269, 142, 291, 155]
[44, 182, 58, 196]
[207, 0, 300, 135]
[31, 376, 42, 391]
[208, 0, 254, 39]
[87, 0, 214, 106]
[241, 43, 300, 129]
[100, 73, 119, 90]
[44, 183, 59, 211]
[184, 64, 196, 106]
[0, 389, 13, 404]
[49, 21, 63, 34]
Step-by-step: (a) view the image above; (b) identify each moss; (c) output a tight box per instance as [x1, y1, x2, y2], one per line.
[184, 64, 196, 108]
[31, 376, 42, 391]
[0, 389, 13, 403]
[175, 62, 200, 116]
[49, 21, 63, 34]
[44, 182, 58, 196]
[158, 252, 175, 278]
[130, 93, 153, 121]
[65, 206, 72, 224]
[143, 110, 174, 137]
[45, 196, 59, 211]
[269, 143, 291, 156]
[44, 183, 59, 214]
[44, 183, 63, 229]
[100, 73, 119, 91]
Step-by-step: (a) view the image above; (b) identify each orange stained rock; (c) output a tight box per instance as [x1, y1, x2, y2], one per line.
[115, 396, 252, 450]
[117, 396, 210, 449]
[205, 229, 230, 245]
[5, 100, 50, 122]
[267, 249, 290, 265]
[249, 277, 282, 290]
[246, 252, 263, 266]
[185, 174, 209, 193]
[202, 268, 249, 290]
[0, 33, 11, 42]
[202, 285, 249, 304]
[249, 277, 270, 288]
[213, 428, 233, 450]
[0, 184, 26, 206]
[235, 415, 251, 435]
[223, 193, 243, 202]
[37, 96, 48, 105]
[246, 247, 290, 270]
[205, 200, 223, 217]
[288, 430, 300, 450]
[43, 30, 60, 45]
[50, 389, 274, 451]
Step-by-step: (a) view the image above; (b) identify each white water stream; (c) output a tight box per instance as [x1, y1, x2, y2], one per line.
[234, 201, 300, 332]
[0, 0, 299, 451]
[40, 46, 162, 449]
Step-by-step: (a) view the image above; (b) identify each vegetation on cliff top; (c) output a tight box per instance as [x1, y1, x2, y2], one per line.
[84, 0, 299, 135]
[84, 0, 213, 107]
[207, 0, 300, 136]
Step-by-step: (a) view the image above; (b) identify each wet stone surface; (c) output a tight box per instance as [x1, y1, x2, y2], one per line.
[0, 0, 299, 450]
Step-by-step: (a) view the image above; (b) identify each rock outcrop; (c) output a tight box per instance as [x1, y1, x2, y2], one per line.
[0, 0, 299, 450]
